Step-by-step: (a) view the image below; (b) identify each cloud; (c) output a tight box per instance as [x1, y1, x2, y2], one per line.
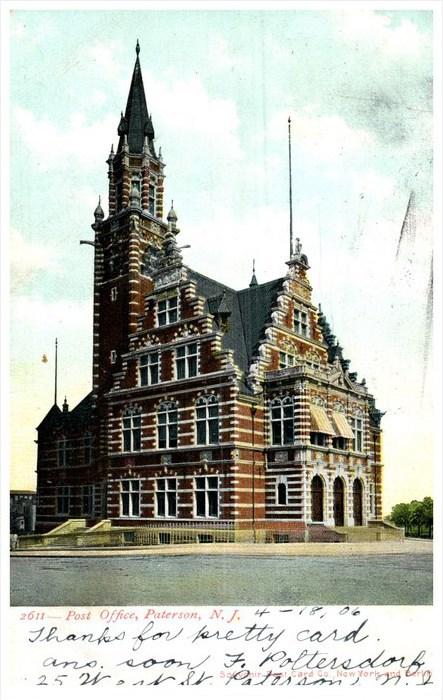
[14, 107, 116, 170]
[10, 228, 61, 290]
[269, 108, 374, 162]
[335, 11, 428, 57]
[12, 296, 91, 335]
[86, 40, 124, 79]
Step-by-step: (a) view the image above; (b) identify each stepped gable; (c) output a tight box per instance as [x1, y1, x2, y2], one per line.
[189, 269, 285, 375]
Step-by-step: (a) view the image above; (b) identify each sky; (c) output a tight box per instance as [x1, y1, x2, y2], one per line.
[4, 3, 436, 514]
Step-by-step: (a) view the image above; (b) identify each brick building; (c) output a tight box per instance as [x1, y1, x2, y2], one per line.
[35, 44, 384, 540]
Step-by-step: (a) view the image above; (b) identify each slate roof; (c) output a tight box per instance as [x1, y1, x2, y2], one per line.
[117, 52, 155, 155]
[188, 268, 284, 382]
[37, 393, 93, 433]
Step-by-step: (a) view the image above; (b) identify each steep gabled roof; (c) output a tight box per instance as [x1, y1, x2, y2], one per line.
[117, 45, 155, 155]
[188, 268, 284, 375]
[36, 404, 62, 431]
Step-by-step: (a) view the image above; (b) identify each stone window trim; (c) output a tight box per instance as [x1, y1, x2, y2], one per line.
[122, 409, 142, 452]
[110, 349, 117, 364]
[194, 475, 219, 519]
[276, 475, 288, 505]
[110, 286, 118, 302]
[279, 351, 296, 369]
[157, 401, 178, 449]
[294, 307, 309, 337]
[156, 292, 179, 327]
[155, 477, 178, 518]
[120, 479, 141, 518]
[351, 415, 364, 453]
[195, 395, 219, 445]
[139, 351, 161, 386]
[270, 396, 295, 446]
[175, 341, 199, 380]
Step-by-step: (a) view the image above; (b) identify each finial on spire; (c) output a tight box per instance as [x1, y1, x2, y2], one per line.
[136, 39, 140, 56]
[249, 258, 258, 287]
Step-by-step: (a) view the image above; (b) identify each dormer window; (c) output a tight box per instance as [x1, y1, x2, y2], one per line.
[294, 308, 309, 337]
[157, 295, 178, 326]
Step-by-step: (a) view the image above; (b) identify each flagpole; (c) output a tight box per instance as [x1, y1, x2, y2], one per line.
[288, 116, 293, 259]
[54, 338, 58, 406]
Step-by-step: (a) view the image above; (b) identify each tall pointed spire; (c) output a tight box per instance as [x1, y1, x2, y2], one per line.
[117, 41, 155, 155]
[249, 259, 258, 287]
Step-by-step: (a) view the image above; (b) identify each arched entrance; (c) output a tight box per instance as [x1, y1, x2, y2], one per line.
[311, 475, 324, 522]
[353, 479, 363, 526]
[333, 477, 345, 526]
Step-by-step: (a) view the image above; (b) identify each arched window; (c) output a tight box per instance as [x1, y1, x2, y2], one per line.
[277, 477, 288, 505]
[196, 396, 219, 445]
[311, 475, 324, 522]
[270, 397, 294, 445]
[157, 402, 178, 449]
[122, 409, 142, 452]
[353, 478, 363, 526]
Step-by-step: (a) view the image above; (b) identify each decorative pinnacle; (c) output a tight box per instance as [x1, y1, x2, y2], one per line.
[136, 39, 140, 56]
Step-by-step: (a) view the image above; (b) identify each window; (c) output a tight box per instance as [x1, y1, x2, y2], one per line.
[158, 402, 178, 448]
[196, 396, 219, 444]
[156, 478, 177, 517]
[276, 476, 288, 505]
[310, 432, 328, 446]
[271, 397, 294, 445]
[195, 476, 219, 518]
[294, 309, 309, 337]
[110, 350, 117, 364]
[176, 343, 198, 379]
[140, 352, 160, 386]
[351, 417, 363, 452]
[149, 184, 155, 215]
[57, 438, 67, 467]
[332, 436, 348, 450]
[157, 295, 178, 326]
[279, 351, 295, 369]
[120, 479, 141, 517]
[83, 434, 92, 464]
[369, 482, 375, 515]
[111, 287, 118, 301]
[82, 485, 94, 516]
[56, 486, 70, 515]
[122, 412, 142, 452]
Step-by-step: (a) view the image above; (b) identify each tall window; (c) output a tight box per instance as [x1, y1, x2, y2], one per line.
[279, 351, 295, 369]
[82, 485, 94, 515]
[122, 411, 142, 452]
[57, 438, 67, 467]
[195, 476, 219, 518]
[140, 352, 160, 386]
[149, 183, 156, 215]
[56, 486, 70, 515]
[196, 396, 219, 444]
[156, 478, 177, 518]
[276, 476, 288, 505]
[271, 397, 294, 445]
[351, 417, 364, 452]
[158, 296, 178, 326]
[83, 434, 92, 464]
[120, 479, 141, 517]
[294, 309, 309, 337]
[158, 402, 178, 448]
[176, 343, 198, 379]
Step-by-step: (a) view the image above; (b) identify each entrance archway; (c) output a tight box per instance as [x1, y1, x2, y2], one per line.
[353, 479, 363, 526]
[311, 475, 324, 522]
[333, 477, 345, 526]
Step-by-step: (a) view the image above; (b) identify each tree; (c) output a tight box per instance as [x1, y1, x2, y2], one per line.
[390, 502, 411, 534]
[409, 500, 425, 537]
[422, 497, 433, 538]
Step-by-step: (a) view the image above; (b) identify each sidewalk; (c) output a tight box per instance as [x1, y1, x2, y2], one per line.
[11, 539, 432, 558]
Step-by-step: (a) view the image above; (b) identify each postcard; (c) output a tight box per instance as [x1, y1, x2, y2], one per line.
[1, 1, 441, 698]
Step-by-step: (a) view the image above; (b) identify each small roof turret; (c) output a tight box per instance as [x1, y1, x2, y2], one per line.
[94, 196, 104, 222]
